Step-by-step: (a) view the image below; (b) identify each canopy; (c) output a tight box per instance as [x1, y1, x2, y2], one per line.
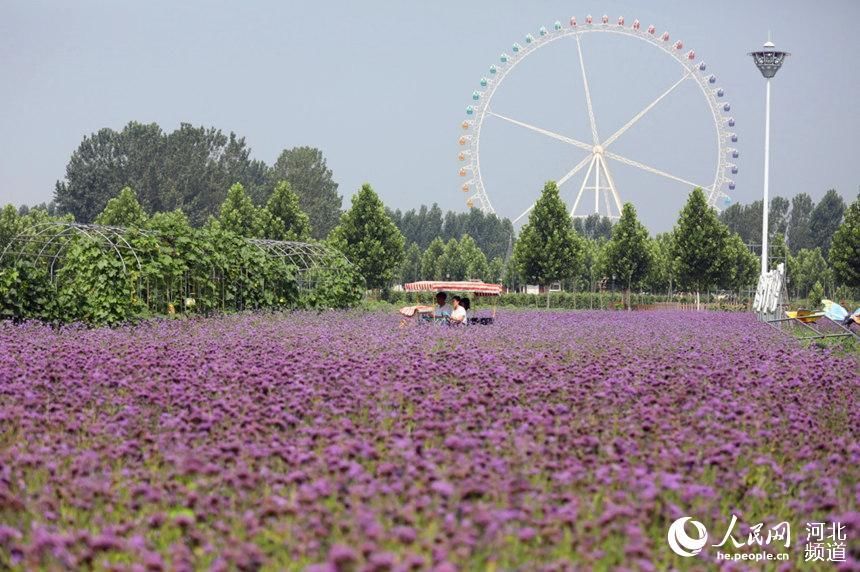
[404, 281, 503, 296]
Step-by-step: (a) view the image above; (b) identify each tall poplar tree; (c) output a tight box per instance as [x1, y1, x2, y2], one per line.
[265, 181, 311, 241]
[514, 181, 584, 308]
[671, 188, 729, 309]
[604, 203, 652, 310]
[329, 184, 404, 290]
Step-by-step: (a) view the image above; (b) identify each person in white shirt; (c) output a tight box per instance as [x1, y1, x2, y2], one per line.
[433, 292, 452, 322]
[450, 296, 467, 325]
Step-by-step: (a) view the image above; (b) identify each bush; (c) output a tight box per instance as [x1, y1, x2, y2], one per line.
[808, 281, 825, 309]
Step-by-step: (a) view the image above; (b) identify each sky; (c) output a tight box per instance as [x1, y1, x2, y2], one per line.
[1, 0, 858, 232]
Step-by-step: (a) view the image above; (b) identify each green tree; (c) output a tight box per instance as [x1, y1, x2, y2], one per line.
[573, 214, 614, 240]
[265, 181, 311, 241]
[502, 255, 522, 291]
[645, 232, 676, 295]
[459, 209, 514, 260]
[770, 196, 790, 238]
[770, 232, 789, 268]
[269, 147, 342, 239]
[55, 122, 268, 225]
[0, 205, 23, 256]
[486, 257, 505, 283]
[218, 183, 268, 238]
[604, 203, 652, 309]
[719, 198, 788, 245]
[788, 248, 831, 299]
[424, 204, 445, 248]
[54, 127, 129, 222]
[392, 204, 443, 250]
[399, 243, 422, 284]
[390, 204, 513, 259]
[458, 234, 489, 280]
[576, 238, 608, 299]
[829, 196, 860, 288]
[807, 280, 825, 308]
[421, 237, 445, 280]
[95, 187, 148, 227]
[809, 189, 846, 255]
[442, 211, 461, 242]
[720, 233, 759, 296]
[787, 193, 814, 253]
[329, 184, 404, 290]
[437, 238, 466, 281]
[719, 203, 746, 241]
[672, 188, 729, 309]
[514, 181, 584, 307]
[161, 125, 268, 224]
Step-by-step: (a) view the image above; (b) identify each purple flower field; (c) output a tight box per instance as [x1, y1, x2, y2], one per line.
[1, 311, 857, 570]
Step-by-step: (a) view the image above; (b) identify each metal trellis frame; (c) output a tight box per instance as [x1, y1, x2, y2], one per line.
[245, 238, 352, 290]
[0, 222, 150, 282]
[0, 223, 356, 314]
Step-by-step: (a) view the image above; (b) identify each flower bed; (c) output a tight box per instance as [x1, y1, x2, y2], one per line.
[0, 311, 857, 569]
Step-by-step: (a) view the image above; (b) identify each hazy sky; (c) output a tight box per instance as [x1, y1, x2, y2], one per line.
[1, 1, 858, 232]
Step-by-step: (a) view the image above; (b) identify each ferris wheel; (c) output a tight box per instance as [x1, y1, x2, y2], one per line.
[457, 14, 738, 223]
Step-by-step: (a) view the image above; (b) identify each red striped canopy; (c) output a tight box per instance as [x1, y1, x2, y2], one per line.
[403, 281, 503, 296]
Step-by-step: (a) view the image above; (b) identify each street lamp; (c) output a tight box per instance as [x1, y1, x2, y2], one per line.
[749, 37, 789, 275]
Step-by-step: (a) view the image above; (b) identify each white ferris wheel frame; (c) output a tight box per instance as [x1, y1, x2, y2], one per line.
[458, 15, 737, 222]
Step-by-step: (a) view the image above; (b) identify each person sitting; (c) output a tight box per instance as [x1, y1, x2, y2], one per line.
[840, 307, 860, 328]
[433, 292, 452, 322]
[460, 297, 472, 324]
[450, 296, 467, 326]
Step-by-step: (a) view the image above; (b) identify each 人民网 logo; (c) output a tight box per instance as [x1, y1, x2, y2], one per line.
[667, 517, 708, 557]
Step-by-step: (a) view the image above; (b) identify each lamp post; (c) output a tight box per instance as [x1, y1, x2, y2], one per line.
[749, 38, 789, 275]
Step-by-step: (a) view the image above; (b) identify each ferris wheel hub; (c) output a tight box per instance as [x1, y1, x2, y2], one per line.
[593, 144, 604, 154]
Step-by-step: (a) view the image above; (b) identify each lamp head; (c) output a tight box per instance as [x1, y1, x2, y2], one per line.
[749, 37, 789, 79]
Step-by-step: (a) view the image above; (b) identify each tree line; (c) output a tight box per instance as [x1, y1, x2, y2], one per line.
[509, 183, 860, 309]
[386, 204, 514, 260]
[7, 120, 859, 316]
[719, 190, 846, 255]
[719, 189, 857, 300]
[3, 177, 860, 321]
[50, 122, 342, 237]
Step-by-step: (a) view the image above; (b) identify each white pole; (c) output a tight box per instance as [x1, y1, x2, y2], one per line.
[595, 155, 601, 214]
[761, 78, 771, 275]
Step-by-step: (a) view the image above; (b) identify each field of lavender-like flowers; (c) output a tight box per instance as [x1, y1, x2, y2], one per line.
[1, 311, 857, 571]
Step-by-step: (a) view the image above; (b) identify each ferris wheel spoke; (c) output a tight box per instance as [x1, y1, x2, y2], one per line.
[486, 111, 592, 152]
[557, 153, 593, 187]
[513, 204, 535, 225]
[605, 151, 704, 190]
[513, 154, 592, 225]
[603, 70, 695, 149]
[575, 34, 600, 145]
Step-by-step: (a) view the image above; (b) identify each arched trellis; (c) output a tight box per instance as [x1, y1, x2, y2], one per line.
[0, 222, 357, 317]
[245, 238, 354, 290]
[0, 222, 150, 283]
